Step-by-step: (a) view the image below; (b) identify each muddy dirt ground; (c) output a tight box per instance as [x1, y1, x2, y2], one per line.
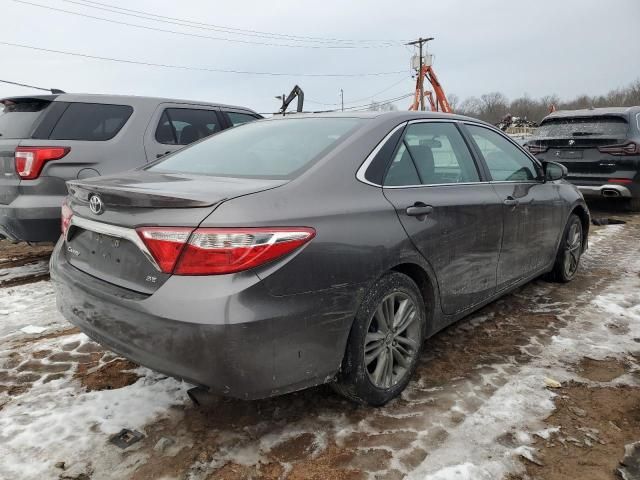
[0, 202, 639, 480]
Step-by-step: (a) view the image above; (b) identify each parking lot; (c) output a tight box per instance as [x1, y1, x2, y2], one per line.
[0, 203, 637, 480]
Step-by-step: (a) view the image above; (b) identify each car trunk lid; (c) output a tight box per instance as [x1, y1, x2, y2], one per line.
[64, 171, 288, 294]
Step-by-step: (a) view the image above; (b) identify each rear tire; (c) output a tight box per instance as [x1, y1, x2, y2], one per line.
[332, 272, 426, 406]
[548, 214, 583, 283]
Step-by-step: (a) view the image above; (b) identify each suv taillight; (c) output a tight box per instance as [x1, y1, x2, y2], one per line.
[61, 199, 73, 236]
[598, 141, 640, 156]
[526, 144, 548, 155]
[137, 227, 316, 275]
[15, 146, 70, 180]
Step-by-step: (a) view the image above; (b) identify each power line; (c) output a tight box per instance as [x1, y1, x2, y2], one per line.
[61, 0, 405, 46]
[343, 93, 413, 112]
[309, 93, 412, 113]
[10, 0, 402, 49]
[306, 76, 411, 106]
[0, 40, 407, 77]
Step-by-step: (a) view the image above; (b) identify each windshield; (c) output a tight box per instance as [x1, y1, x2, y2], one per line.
[535, 116, 628, 138]
[0, 99, 51, 139]
[147, 117, 364, 179]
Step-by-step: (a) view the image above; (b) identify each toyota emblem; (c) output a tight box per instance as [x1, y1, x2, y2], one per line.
[88, 194, 104, 215]
[568, 139, 575, 146]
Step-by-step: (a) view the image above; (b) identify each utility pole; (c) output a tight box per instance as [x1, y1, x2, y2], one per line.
[406, 36, 434, 111]
[340, 89, 344, 112]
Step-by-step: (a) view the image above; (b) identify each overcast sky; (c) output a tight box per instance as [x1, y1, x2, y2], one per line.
[1, 0, 639, 113]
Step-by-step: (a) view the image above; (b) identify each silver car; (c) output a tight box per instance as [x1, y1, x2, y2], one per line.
[0, 93, 260, 242]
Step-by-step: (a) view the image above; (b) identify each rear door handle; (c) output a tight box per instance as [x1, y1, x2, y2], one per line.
[503, 197, 519, 207]
[406, 203, 433, 217]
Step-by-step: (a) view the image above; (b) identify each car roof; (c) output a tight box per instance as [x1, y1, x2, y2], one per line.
[0, 93, 258, 114]
[543, 106, 640, 121]
[265, 110, 493, 126]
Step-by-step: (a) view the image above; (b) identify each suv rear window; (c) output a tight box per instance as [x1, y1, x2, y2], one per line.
[0, 99, 51, 139]
[535, 116, 628, 138]
[49, 103, 133, 141]
[148, 117, 363, 179]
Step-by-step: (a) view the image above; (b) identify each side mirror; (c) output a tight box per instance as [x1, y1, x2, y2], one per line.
[544, 161, 567, 181]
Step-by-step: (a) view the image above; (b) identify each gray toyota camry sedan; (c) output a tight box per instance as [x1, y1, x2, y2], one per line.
[51, 112, 589, 405]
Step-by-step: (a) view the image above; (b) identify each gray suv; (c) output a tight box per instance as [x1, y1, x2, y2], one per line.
[0, 93, 261, 242]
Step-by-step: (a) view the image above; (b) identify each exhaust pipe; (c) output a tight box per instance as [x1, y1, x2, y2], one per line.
[601, 188, 621, 198]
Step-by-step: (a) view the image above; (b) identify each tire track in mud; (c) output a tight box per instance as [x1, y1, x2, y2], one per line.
[0, 241, 53, 287]
[125, 216, 640, 480]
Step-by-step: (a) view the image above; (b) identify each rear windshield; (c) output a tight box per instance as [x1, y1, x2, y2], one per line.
[49, 103, 133, 141]
[147, 117, 364, 179]
[0, 99, 51, 139]
[535, 116, 628, 138]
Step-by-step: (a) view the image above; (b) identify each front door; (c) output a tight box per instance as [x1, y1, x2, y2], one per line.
[382, 121, 503, 316]
[464, 123, 563, 290]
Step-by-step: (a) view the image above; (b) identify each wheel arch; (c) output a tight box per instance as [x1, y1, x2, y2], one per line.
[569, 203, 590, 251]
[390, 262, 438, 334]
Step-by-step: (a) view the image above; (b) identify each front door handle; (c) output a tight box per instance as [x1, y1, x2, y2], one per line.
[503, 196, 519, 207]
[156, 151, 171, 158]
[406, 202, 433, 217]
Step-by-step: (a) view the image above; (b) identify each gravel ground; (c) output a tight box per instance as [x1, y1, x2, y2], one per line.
[0, 205, 638, 480]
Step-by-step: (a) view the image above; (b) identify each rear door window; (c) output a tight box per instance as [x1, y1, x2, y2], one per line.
[155, 108, 221, 145]
[48, 103, 133, 141]
[384, 122, 480, 186]
[225, 111, 260, 127]
[0, 99, 51, 139]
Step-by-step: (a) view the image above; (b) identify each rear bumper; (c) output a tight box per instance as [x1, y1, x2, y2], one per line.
[50, 240, 359, 399]
[577, 184, 633, 198]
[0, 195, 64, 242]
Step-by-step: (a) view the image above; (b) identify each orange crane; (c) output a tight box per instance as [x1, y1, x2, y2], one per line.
[409, 63, 452, 113]
[407, 37, 452, 113]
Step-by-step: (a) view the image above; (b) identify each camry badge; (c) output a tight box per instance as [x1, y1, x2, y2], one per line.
[88, 194, 104, 215]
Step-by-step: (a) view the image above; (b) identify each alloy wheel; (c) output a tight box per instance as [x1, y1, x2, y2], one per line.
[364, 292, 421, 389]
[564, 222, 582, 277]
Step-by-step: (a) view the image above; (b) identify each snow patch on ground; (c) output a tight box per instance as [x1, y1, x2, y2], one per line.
[0, 281, 66, 339]
[410, 225, 640, 479]
[0, 260, 49, 284]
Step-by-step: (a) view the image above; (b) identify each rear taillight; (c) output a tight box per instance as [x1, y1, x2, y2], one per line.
[61, 200, 73, 236]
[598, 141, 640, 156]
[526, 144, 548, 155]
[137, 227, 193, 273]
[607, 178, 633, 185]
[15, 147, 70, 180]
[137, 227, 315, 275]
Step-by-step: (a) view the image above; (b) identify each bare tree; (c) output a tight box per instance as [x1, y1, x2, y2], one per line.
[451, 79, 639, 124]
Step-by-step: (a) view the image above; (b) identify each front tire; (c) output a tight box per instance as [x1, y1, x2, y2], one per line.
[548, 213, 583, 283]
[333, 272, 426, 406]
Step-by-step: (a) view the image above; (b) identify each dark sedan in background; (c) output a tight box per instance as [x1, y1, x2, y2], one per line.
[526, 106, 640, 211]
[51, 112, 589, 405]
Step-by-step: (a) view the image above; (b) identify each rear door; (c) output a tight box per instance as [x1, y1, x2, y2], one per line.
[382, 120, 503, 316]
[464, 123, 563, 290]
[144, 104, 224, 161]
